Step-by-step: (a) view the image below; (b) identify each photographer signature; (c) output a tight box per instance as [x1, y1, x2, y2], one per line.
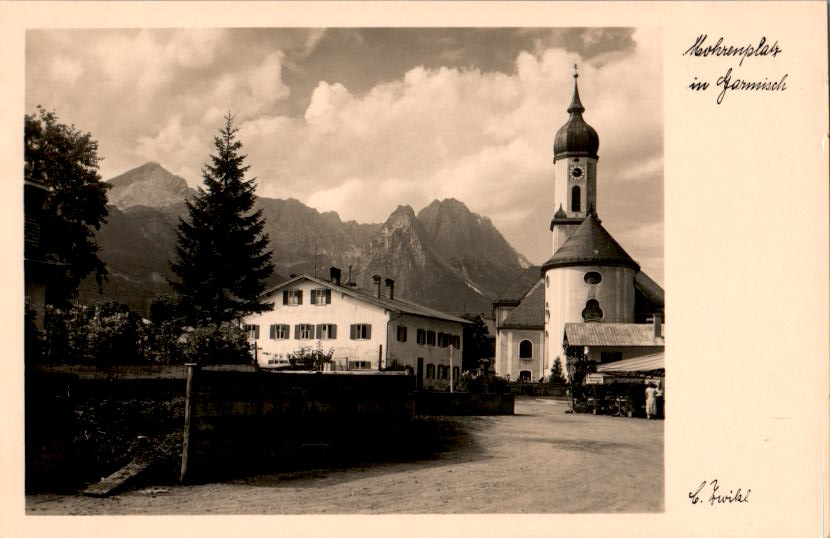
[689, 479, 750, 506]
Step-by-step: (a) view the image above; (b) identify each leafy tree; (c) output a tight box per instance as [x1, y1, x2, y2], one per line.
[24, 106, 110, 304]
[550, 356, 567, 385]
[461, 313, 492, 371]
[170, 113, 274, 330]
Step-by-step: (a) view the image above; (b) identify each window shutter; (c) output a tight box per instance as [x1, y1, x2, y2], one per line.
[283, 290, 288, 305]
[325, 289, 331, 304]
[294, 324, 301, 339]
[350, 324, 356, 340]
[366, 324, 371, 339]
[297, 290, 303, 305]
[310, 289, 317, 304]
[330, 324, 337, 339]
[269, 324, 275, 339]
[316, 324, 323, 339]
[254, 326, 260, 339]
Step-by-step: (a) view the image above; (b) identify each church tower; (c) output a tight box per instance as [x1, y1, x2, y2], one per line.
[551, 65, 599, 252]
[543, 66, 638, 379]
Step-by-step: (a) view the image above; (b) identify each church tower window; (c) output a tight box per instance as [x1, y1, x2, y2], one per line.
[571, 185, 581, 212]
[582, 299, 604, 322]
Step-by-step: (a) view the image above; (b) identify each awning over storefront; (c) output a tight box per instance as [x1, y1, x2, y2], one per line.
[596, 352, 664, 373]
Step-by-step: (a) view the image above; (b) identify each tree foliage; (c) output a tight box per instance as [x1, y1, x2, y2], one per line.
[461, 313, 492, 371]
[550, 356, 567, 385]
[170, 113, 274, 328]
[24, 106, 110, 304]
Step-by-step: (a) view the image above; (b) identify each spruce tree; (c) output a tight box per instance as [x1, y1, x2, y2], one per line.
[170, 113, 274, 330]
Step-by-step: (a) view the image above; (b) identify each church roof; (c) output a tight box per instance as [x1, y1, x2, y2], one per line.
[553, 70, 599, 161]
[541, 212, 640, 272]
[564, 323, 665, 347]
[501, 279, 545, 329]
[494, 266, 542, 305]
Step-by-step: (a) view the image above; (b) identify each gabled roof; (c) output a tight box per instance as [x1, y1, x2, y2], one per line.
[494, 266, 542, 305]
[542, 213, 639, 272]
[563, 323, 665, 347]
[501, 279, 545, 329]
[260, 274, 470, 325]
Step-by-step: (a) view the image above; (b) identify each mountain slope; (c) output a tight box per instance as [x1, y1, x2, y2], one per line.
[417, 198, 528, 298]
[81, 162, 527, 315]
[106, 162, 195, 209]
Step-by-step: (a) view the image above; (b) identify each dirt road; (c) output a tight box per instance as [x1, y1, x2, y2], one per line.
[27, 397, 663, 514]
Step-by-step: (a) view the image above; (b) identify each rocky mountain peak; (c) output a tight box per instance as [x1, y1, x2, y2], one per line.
[107, 162, 194, 210]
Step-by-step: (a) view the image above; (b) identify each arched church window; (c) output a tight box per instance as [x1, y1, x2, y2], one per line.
[519, 340, 533, 359]
[571, 186, 581, 212]
[582, 299, 604, 322]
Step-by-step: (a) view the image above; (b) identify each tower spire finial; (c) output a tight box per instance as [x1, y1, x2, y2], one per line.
[567, 64, 585, 115]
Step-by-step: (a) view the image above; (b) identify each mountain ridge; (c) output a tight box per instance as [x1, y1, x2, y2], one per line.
[83, 162, 528, 315]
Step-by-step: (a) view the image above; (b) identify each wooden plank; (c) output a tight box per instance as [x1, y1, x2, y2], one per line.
[82, 459, 151, 498]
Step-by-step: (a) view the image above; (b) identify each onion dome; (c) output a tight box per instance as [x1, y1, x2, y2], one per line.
[541, 211, 639, 272]
[553, 67, 599, 162]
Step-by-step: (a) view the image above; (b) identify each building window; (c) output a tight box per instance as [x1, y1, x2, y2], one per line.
[316, 323, 337, 339]
[582, 299, 604, 322]
[351, 360, 372, 370]
[294, 323, 314, 339]
[310, 288, 332, 305]
[600, 351, 623, 363]
[519, 370, 532, 383]
[397, 325, 407, 342]
[437, 365, 448, 380]
[452, 366, 460, 380]
[416, 329, 426, 345]
[269, 324, 289, 340]
[584, 271, 602, 285]
[452, 335, 460, 349]
[427, 330, 436, 346]
[437, 333, 448, 347]
[426, 364, 435, 379]
[519, 339, 533, 359]
[571, 185, 581, 212]
[244, 324, 260, 340]
[350, 323, 372, 340]
[283, 289, 303, 305]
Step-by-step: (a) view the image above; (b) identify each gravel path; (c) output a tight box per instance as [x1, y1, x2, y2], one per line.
[26, 397, 663, 514]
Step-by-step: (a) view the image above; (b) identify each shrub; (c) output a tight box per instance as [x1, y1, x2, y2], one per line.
[455, 371, 511, 394]
[180, 324, 252, 365]
[286, 342, 334, 371]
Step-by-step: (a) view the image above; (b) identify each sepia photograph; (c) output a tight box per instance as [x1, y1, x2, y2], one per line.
[5, 3, 828, 537]
[23, 27, 666, 514]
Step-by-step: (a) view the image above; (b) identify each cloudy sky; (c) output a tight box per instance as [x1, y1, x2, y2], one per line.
[26, 27, 663, 284]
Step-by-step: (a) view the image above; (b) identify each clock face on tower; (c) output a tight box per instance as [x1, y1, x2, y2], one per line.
[571, 166, 584, 178]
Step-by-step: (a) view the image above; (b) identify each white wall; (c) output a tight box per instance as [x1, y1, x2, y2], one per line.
[387, 314, 464, 389]
[544, 265, 636, 378]
[244, 279, 389, 369]
[496, 328, 544, 381]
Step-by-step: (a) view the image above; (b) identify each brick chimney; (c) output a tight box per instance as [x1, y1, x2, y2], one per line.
[330, 266, 341, 285]
[385, 278, 395, 300]
[372, 274, 383, 298]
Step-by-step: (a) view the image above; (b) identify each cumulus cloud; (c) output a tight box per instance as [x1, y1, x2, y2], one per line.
[26, 27, 663, 282]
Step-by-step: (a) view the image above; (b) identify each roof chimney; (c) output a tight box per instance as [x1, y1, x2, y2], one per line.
[348, 265, 354, 286]
[330, 266, 341, 286]
[384, 278, 395, 300]
[372, 274, 383, 298]
[652, 314, 662, 339]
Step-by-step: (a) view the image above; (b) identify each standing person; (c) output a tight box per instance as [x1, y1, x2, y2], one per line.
[645, 382, 658, 419]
